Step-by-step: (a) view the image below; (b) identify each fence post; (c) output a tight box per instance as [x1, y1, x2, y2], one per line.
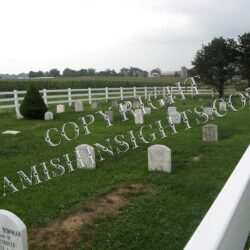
[133, 87, 136, 97]
[211, 89, 214, 97]
[13, 90, 21, 118]
[68, 88, 72, 107]
[144, 86, 147, 100]
[154, 86, 157, 98]
[88, 88, 92, 104]
[43, 89, 48, 106]
[120, 87, 123, 101]
[105, 87, 108, 102]
[163, 86, 166, 98]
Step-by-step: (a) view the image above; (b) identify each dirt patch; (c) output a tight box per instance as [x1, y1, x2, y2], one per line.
[29, 183, 151, 250]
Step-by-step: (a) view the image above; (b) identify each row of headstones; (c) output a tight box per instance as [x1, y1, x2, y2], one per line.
[45, 98, 226, 125]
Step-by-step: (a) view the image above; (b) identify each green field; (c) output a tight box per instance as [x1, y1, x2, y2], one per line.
[0, 76, 187, 91]
[0, 96, 249, 250]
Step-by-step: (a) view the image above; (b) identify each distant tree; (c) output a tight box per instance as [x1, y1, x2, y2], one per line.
[63, 68, 78, 77]
[87, 68, 96, 76]
[29, 71, 44, 78]
[238, 33, 250, 87]
[119, 68, 130, 76]
[79, 69, 88, 76]
[150, 68, 161, 75]
[192, 37, 238, 97]
[20, 85, 48, 119]
[49, 69, 60, 77]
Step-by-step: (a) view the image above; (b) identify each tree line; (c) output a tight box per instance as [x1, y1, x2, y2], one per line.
[29, 67, 157, 78]
[191, 32, 250, 97]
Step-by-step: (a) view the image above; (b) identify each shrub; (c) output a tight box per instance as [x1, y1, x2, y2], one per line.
[20, 85, 48, 119]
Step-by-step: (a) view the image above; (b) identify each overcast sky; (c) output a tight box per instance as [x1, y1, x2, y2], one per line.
[0, 0, 249, 74]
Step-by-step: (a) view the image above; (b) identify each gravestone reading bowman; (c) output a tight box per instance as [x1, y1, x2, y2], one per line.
[134, 109, 144, 124]
[75, 144, 96, 169]
[167, 107, 177, 114]
[203, 107, 214, 116]
[74, 101, 83, 112]
[56, 104, 65, 113]
[169, 111, 181, 124]
[104, 111, 114, 122]
[0, 210, 28, 250]
[44, 111, 53, 120]
[148, 145, 171, 173]
[202, 124, 218, 141]
[219, 101, 227, 112]
[91, 101, 99, 109]
[144, 107, 151, 115]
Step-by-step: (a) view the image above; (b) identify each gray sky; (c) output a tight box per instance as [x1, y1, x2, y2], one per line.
[0, 0, 249, 74]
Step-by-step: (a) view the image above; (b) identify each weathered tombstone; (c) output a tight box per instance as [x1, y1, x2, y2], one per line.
[219, 101, 227, 112]
[104, 111, 114, 122]
[203, 107, 214, 116]
[169, 111, 181, 124]
[0, 210, 28, 250]
[134, 109, 144, 124]
[148, 145, 171, 173]
[111, 100, 118, 108]
[56, 104, 65, 113]
[74, 101, 83, 112]
[91, 101, 99, 109]
[202, 124, 218, 141]
[44, 111, 53, 120]
[75, 144, 96, 169]
[144, 107, 151, 115]
[132, 99, 140, 109]
[167, 107, 177, 114]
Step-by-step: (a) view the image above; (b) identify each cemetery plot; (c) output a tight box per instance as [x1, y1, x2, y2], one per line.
[0, 96, 249, 250]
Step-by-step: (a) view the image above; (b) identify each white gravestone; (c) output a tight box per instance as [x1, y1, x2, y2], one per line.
[134, 109, 144, 124]
[144, 107, 151, 115]
[91, 101, 99, 109]
[148, 145, 171, 173]
[75, 144, 96, 169]
[44, 111, 53, 120]
[219, 101, 227, 112]
[167, 107, 177, 114]
[0, 210, 28, 250]
[56, 104, 65, 113]
[104, 111, 114, 122]
[203, 107, 214, 116]
[202, 124, 218, 141]
[169, 111, 181, 124]
[132, 100, 140, 109]
[74, 101, 83, 112]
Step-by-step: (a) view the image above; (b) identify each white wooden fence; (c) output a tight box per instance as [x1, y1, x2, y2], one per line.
[184, 145, 250, 250]
[0, 86, 213, 116]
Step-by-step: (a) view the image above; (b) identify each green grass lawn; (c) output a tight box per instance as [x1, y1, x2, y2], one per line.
[0, 97, 249, 250]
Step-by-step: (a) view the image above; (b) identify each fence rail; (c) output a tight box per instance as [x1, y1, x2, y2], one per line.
[184, 145, 250, 250]
[0, 86, 214, 116]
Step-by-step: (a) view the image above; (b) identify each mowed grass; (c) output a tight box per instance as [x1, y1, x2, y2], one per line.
[0, 96, 249, 250]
